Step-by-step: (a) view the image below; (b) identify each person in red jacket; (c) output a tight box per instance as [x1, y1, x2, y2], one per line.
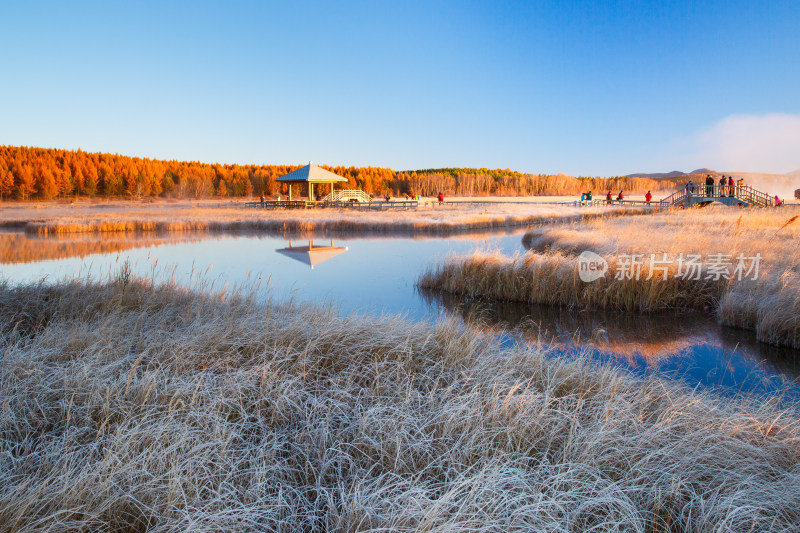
[645, 190, 652, 204]
[616, 190, 624, 202]
[437, 192, 444, 204]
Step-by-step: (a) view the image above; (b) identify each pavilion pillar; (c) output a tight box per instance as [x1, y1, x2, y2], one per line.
[310, 183, 314, 201]
[289, 184, 293, 201]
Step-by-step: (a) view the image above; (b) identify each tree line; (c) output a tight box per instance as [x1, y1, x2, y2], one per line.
[0, 145, 678, 200]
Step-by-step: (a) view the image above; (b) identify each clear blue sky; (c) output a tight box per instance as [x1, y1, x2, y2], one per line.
[2, 0, 798, 175]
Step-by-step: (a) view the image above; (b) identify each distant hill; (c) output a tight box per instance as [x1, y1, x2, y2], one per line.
[689, 168, 717, 175]
[625, 170, 687, 179]
[626, 168, 721, 179]
[629, 168, 800, 179]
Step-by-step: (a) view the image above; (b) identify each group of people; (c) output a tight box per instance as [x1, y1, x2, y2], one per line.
[580, 190, 629, 204]
[686, 175, 742, 197]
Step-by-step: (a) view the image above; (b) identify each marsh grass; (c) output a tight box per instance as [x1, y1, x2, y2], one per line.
[1, 273, 800, 531]
[425, 207, 800, 348]
[419, 250, 727, 312]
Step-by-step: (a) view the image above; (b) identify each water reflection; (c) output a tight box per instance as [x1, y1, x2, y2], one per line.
[0, 231, 202, 264]
[419, 288, 800, 397]
[275, 240, 348, 269]
[0, 227, 520, 265]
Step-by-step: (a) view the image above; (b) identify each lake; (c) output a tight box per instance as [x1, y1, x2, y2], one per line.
[2, 228, 798, 398]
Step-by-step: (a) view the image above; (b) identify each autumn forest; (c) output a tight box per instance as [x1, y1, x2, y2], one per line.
[0, 145, 676, 200]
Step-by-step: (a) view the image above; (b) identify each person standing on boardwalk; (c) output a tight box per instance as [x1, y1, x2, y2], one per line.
[705, 174, 715, 196]
[728, 176, 734, 197]
[437, 192, 444, 204]
[260, 194, 264, 207]
[616, 190, 624, 203]
[719, 175, 727, 196]
[645, 190, 652, 204]
[606, 190, 613, 204]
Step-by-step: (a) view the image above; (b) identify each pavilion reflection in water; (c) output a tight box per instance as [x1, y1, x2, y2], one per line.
[275, 239, 348, 269]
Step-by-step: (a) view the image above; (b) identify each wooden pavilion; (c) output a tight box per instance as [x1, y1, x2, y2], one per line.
[275, 162, 348, 201]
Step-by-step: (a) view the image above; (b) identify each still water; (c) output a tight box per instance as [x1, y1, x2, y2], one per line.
[2, 229, 798, 397]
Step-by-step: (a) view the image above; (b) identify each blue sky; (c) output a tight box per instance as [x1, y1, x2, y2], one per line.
[1, 0, 798, 175]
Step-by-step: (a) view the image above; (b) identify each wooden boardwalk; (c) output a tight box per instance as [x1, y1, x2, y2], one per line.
[244, 185, 777, 211]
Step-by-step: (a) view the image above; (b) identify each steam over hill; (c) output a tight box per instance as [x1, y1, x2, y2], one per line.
[627, 168, 800, 199]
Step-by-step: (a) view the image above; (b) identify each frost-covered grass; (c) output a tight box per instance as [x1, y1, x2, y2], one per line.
[1, 272, 799, 531]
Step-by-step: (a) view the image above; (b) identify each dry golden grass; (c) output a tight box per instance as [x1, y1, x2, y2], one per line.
[1, 272, 799, 531]
[420, 250, 726, 312]
[422, 206, 800, 348]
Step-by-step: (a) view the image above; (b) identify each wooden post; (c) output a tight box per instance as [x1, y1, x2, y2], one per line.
[310, 183, 314, 201]
[289, 184, 293, 201]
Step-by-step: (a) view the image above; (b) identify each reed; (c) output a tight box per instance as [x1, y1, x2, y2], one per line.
[419, 250, 727, 313]
[1, 273, 799, 531]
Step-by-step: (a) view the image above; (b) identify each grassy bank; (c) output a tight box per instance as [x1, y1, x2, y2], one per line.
[419, 250, 727, 313]
[421, 207, 800, 348]
[1, 274, 799, 531]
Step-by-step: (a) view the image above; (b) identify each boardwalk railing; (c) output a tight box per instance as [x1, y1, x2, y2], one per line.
[321, 189, 373, 203]
[659, 184, 775, 208]
[245, 200, 420, 210]
[564, 198, 670, 208]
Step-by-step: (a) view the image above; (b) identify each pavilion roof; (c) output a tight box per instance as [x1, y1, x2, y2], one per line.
[275, 163, 348, 184]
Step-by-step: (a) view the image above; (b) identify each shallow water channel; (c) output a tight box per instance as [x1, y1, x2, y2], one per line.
[2, 228, 799, 398]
